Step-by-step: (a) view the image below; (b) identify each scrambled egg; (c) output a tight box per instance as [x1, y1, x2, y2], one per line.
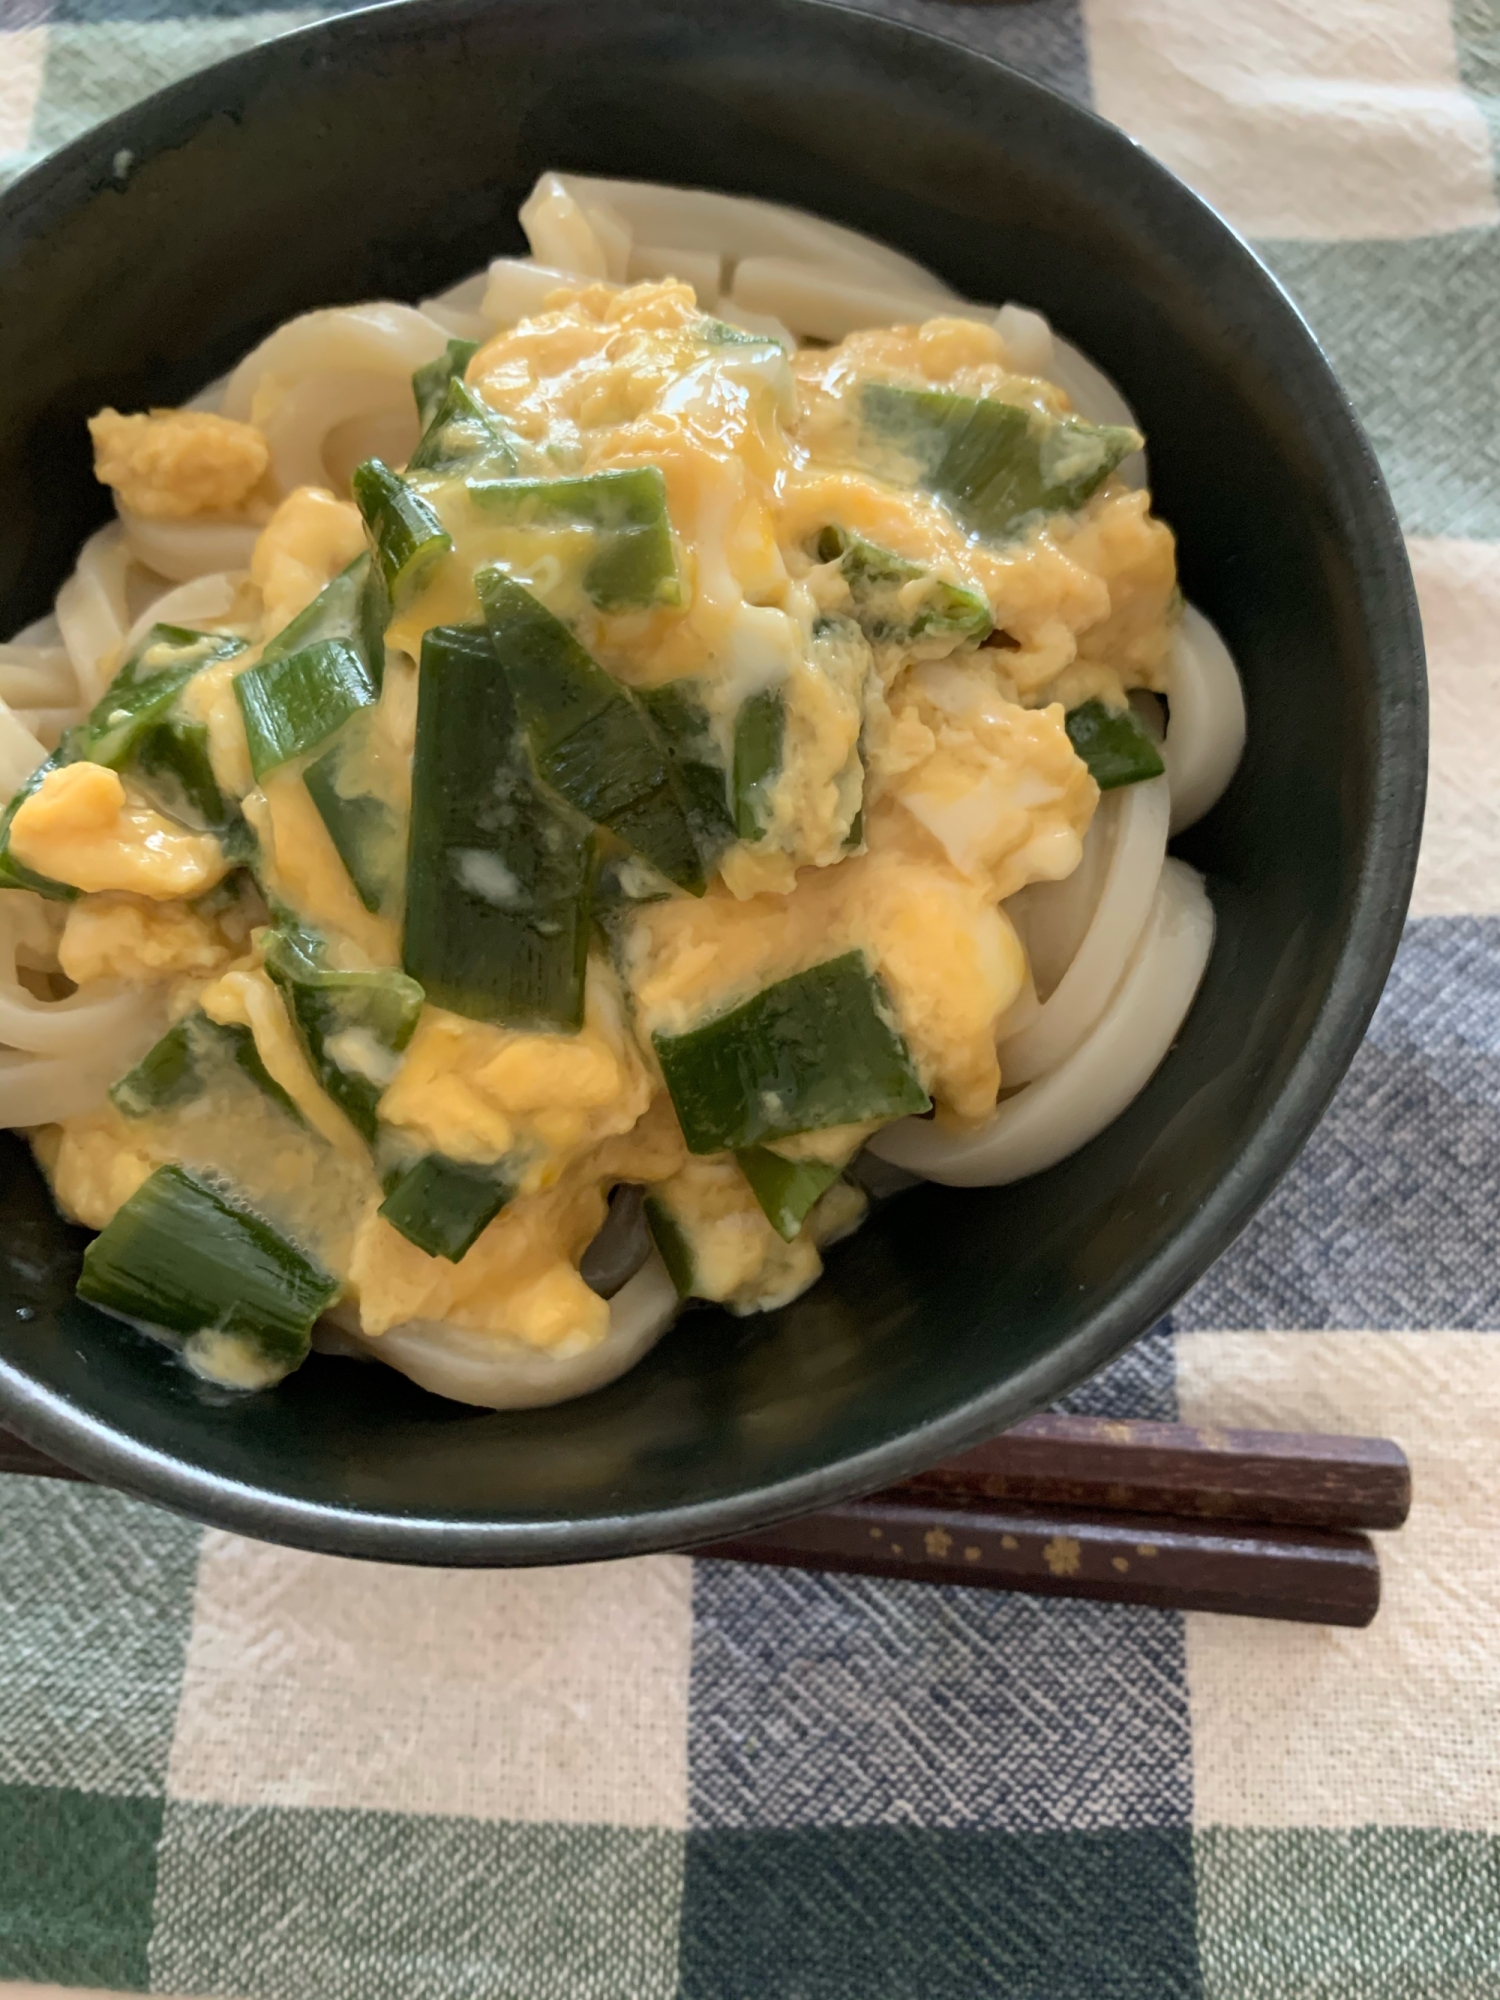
[89, 408, 269, 520]
[32, 271, 1180, 1374]
[11, 763, 230, 899]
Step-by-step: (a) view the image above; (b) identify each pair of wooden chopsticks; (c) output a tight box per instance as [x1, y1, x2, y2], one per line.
[2, 1413, 1409, 1626]
[699, 1413, 1410, 1626]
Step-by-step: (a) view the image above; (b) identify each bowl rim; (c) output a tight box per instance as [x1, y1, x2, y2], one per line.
[0, 0, 1427, 1564]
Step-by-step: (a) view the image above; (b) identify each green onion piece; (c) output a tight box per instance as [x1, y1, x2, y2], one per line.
[132, 717, 231, 830]
[637, 680, 735, 867]
[469, 467, 680, 610]
[653, 952, 930, 1155]
[1065, 699, 1166, 790]
[0, 750, 80, 901]
[403, 622, 595, 1030]
[81, 624, 247, 771]
[859, 384, 1139, 541]
[303, 720, 404, 916]
[699, 317, 782, 349]
[411, 336, 481, 426]
[378, 1154, 512, 1262]
[263, 925, 423, 1143]
[408, 376, 519, 479]
[477, 569, 702, 893]
[110, 1011, 302, 1124]
[353, 458, 453, 606]
[234, 638, 377, 782]
[732, 687, 783, 841]
[77, 1164, 338, 1386]
[736, 1146, 843, 1242]
[815, 525, 992, 644]
[258, 553, 386, 690]
[644, 1193, 697, 1298]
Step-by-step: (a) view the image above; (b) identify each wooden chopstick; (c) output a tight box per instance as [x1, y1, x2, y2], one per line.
[699, 1498, 1381, 1626]
[883, 1412, 1412, 1533]
[0, 1414, 1406, 1625]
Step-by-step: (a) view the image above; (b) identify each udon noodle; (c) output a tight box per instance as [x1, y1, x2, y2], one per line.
[0, 174, 1245, 1408]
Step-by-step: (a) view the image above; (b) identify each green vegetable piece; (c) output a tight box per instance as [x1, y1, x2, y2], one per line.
[644, 1193, 697, 1298]
[110, 1011, 301, 1124]
[411, 337, 481, 426]
[469, 467, 681, 610]
[82, 624, 246, 771]
[78, 1164, 338, 1386]
[303, 722, 404, 916]
[736, 1146, 842, 1242]
[408, 376, 519, 479]
[234, 638, 377, 781]
[815, 525, 992, 644]
[132, 717, 231, 830]
[637, 680, 735, 866]
[477, 570, 702, 892]
[403, 621, 595, 1031]
[859, 383, 1139, 541]
[732, 687, 784, 841]
[1065, 699, 1166, 791]
[0, 750, 80, 901]
[353, 458, 453, 606]
[654, 951, 930, 1155]
[263, 925, 423, 1143]
[378, 1154, 512, 1262]
[699, 317, 782, 349]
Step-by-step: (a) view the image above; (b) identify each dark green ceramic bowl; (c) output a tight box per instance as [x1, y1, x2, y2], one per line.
[0, 0, 1424, 1562]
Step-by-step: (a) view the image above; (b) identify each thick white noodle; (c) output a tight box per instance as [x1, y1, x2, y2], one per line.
[0, 895, 163, 1059]
[353, 1253, 681, 1409]
[118, 505, 259, 584]
[555, 174, 956, 296]
[482, 258, 597, 326]
[628, 242, 724, 303]
[0, 702, 49, 797]
[994, 303, 1056, 376]
[1164, 603, 1248, 835]
[54, 524, 131, 705]
[0, 646, 78, 711]
[1005, 798, 1115, 1002]
[221, 304, 452, 423]
[999, 775, 1170, 1085]
[730, 257, 989, 344]
[418, 267, 491, 340]
[0, 1050, 117, 1128]
[871, 859, 1213, 1186]
[122, 571, 248, 655]
[257, 369, 419, 495]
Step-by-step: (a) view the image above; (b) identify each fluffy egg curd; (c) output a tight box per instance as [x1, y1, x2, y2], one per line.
[0, 223, 1193, 1409]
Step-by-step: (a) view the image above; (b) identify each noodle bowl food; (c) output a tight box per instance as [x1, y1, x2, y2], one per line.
[0, 173, 1246, 1412]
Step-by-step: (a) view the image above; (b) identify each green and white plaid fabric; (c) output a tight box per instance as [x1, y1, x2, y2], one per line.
[3, 1, 1500, 1991]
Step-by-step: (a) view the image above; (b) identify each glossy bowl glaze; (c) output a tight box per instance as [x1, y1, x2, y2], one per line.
[0, 0, 1424, 1561]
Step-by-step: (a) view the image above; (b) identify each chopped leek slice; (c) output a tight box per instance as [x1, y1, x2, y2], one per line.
[132, 717, 232, 830]
[408, 376, 519, 479]
[859, 383, 1139, 541]
[654, 952, 930, 1155]
[644, 1193, 697, 1298]
[303, 719, 404, 916]
[378, 1154, 512, 1262]
[815, 525, 992, 644]
[82, 624, 247, 771]
[235, 638, 377, 781]
[0, 750, 79, 900]
[1065, 700, 1166, 790]
[477, 570, 702, 893]
[469, 467, 680, 609]
[263, 925, 423, 1143]
[411, 336, 480, 426]
[403, 621, 594, 1030]
[110, 1010, 302, 1124]
[78, 1164, 338, 1386]
[736, 1146, 842, 1241]
[353, 458, 453, 605]
[637, 679, 735, 866]
[731, 687, 783, 841]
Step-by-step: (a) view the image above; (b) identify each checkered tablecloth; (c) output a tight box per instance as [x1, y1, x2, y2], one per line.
[2, 0, 1498, 1992]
